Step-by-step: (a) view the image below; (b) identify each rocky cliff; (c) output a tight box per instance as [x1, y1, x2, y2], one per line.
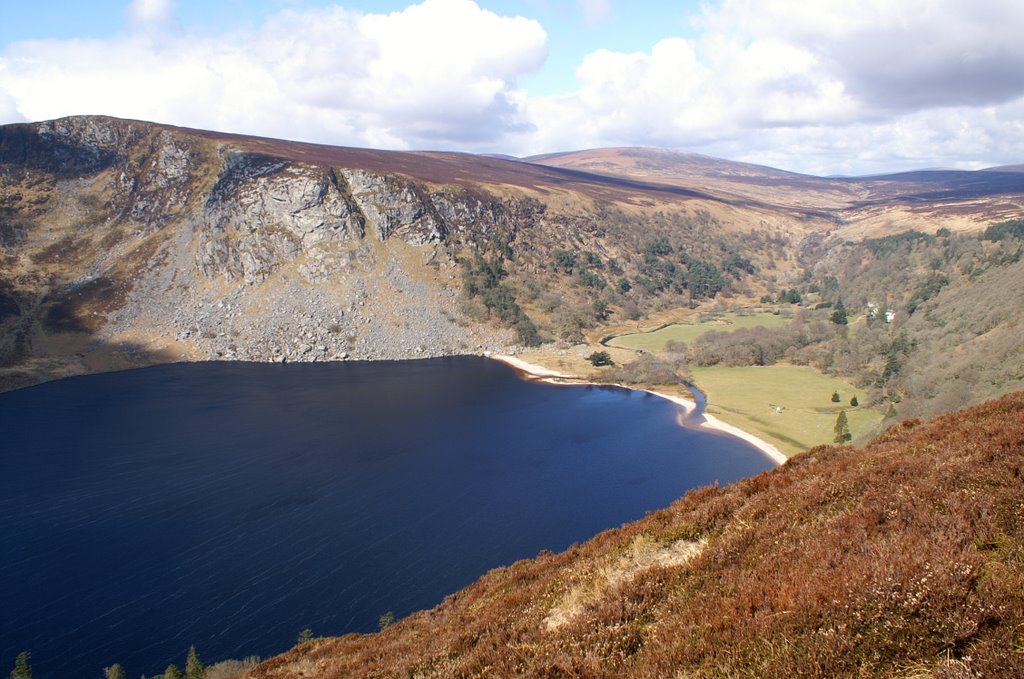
[0, 116, 576, 388]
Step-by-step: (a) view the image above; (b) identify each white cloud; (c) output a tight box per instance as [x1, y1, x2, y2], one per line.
[355, 0, 546, 141]
[516, 0, 1024, 173]
[127, 0, 176, 26]
[0, 0, 546, 150]
[698, 0, 1024, 111]
[0, 87, 24, 124]
[1, 0, 1022, 174]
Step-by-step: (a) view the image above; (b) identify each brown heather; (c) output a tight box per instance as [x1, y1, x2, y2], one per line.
[249, 392, 1024, 678]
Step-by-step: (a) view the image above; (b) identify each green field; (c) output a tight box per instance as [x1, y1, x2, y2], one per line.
[690, 364, 884, 457]
[607, 311, 791, 352]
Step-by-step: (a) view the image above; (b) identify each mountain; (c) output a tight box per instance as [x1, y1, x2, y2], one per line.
[1, 116, 1023, 420]
[529, 147, 1024, 239]
[0, 117, 817, 390]
[2, 115, 688, 389]
[249, 391, 1024, 678]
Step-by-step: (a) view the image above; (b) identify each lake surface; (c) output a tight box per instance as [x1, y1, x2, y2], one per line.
[0, 357, 773, 677]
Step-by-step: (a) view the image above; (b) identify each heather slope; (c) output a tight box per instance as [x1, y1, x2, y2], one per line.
[250, 392, 1024, 678]
[530, 147, 1024, 238]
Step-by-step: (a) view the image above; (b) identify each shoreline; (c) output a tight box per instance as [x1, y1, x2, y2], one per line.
[490, 354, 788, 466]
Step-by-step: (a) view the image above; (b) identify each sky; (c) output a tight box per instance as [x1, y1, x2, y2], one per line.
[1, 0, 1023, 175]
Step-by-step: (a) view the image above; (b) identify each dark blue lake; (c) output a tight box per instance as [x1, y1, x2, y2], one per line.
[0, 357, 774, 677]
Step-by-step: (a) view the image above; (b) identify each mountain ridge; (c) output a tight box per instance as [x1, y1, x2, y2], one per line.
[1, 115, 1022, 395]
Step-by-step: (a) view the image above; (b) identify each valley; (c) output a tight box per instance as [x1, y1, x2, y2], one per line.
[3, 115, 1024, 677]
[2, 116, 1023, 446]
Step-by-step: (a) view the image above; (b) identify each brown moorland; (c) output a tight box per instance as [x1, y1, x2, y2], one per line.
[530, 147, 1024, 237]
[250, 391, 1024, 678]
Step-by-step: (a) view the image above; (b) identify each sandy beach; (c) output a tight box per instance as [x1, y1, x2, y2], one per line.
[491, 354, 788, 466]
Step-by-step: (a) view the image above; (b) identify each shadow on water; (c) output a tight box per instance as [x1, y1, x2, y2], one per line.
[0, 335, 183, 393]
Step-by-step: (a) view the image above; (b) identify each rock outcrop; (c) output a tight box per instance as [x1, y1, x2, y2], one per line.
[199, 153, 366, 284]
[0, 116, 541, 388]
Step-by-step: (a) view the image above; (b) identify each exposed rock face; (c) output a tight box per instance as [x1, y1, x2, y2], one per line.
[200, 153, 366, 284]
[32, 117, 129, 174]
[340, 168, 444, 244]
[114, 130, 196, 227]
[0, 116, 529, 389]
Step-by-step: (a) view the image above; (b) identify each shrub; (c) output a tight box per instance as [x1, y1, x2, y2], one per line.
[830, 300, 848, 325]
[981, 218, 1024, 241]
[587, 351, 614, 367]
[204, 658, 260, 679]
[552, 249, 578, 273]
[723, 253, 755, 277]
[576, 270, 607, 290]
[643, 237, 673, 257]
[9, 652, 32, 679]
[515, 319, 542, 347]
[833, 410, 852, 443]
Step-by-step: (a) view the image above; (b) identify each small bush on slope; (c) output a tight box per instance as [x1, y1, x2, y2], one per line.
[249, 392, 1024, 678]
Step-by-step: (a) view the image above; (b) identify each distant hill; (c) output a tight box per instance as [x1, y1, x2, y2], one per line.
[529, 146, 1024, 239]
[984, 164, 1024, 173]
[526, 147, 809, 181]
[249, 391, 1024, 678]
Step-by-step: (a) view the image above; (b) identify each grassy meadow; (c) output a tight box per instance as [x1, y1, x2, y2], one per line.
[690, 364, 883, 457]
[607, 310, 791, 352]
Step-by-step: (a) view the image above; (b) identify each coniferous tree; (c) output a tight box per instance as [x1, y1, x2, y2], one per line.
[103, 664, 125, 679]
[185, 646, 204, 679]
[830, 299, 849, 325]
[831, 391, 841, 403]
[9, 652, 32, 679]
[834, 410, 852, 443]
[850, 395, 859, 407]
[163, 664, 183, 679]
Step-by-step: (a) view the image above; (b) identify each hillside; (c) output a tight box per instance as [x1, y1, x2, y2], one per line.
[249, 391, 1024, 678]
[3, 116, 1023, 397]
[530, 147, 1024, 238]
[0, 116, 815, 392]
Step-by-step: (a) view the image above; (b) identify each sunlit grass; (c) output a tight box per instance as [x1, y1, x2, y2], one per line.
[691, 364, 883, 457]
[607, 310, 791, 352]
